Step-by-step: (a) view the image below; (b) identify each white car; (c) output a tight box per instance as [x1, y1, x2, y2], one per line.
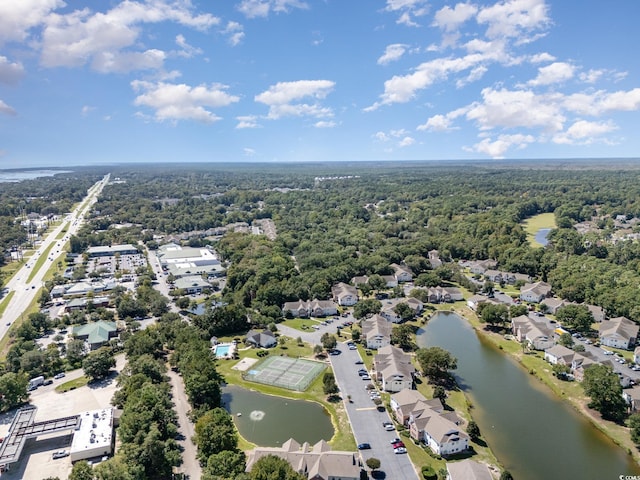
[394, 447, 407, 454]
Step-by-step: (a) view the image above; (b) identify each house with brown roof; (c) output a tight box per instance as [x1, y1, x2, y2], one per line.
[390, 390, 444, 426]
[245, 438, 362, 480]
[599, 316, 639, 350]
[282, 299, 338, 318]
[331, 282, 358, 306]
[373, 345, 415, 392]
[362, 314, 392, 350]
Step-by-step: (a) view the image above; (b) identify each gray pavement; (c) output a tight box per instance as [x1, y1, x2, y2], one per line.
[168, 370, 202, 480]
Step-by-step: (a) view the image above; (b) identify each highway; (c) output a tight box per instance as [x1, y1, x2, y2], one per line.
[0, 174, 110, 341]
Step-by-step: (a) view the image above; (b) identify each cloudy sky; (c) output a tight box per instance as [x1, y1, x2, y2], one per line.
[0, 0, 639, 167]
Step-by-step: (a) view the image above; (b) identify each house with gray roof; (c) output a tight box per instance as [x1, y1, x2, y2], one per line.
[380, 297, 423, 323]
[446, 459, 493, 480]
[544, 344, 576, 365]
[173, 275, 212, 294]
[599, 316, 639, 350]
[520, 281, 552, 303]
[245, 438, 362, 480]
[331, 282, 358, 306]
[390, 263, 413, 282]
[282, 299, 338, 318]
[511, 315, 555, 350]
[73, 321, 117, 350]
[245, 329, 277, 348]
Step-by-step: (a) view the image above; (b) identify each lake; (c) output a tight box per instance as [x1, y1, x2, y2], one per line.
[222, 384, 334, 447]
[416, 311, 640, 480]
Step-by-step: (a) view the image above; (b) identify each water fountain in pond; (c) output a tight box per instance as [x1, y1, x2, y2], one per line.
[250, 410, 265, 421]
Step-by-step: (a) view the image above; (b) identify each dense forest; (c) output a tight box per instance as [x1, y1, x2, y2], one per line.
[61, 161, 640, 323]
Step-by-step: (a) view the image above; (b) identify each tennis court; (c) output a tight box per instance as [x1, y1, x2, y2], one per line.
[243, 356, 325, 391]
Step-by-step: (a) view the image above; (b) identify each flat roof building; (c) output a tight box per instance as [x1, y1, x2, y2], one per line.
[70, 409, 114, 462]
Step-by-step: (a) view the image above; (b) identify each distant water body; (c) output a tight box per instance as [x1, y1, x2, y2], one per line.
[0, 169, 72, 183]
[535, 228, 551, 246]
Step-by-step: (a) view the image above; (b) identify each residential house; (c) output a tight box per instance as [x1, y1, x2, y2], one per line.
[380, 297, 423, 323]
[391, 263, 414, 283]
[634, 346, 640, 365]
[544, 344, 576, 365]
[599, 317, 639, 350]
[585, 304, 606, 323]
[373, 345, 415, 392]
[362, 314, 392, 350]
[468, 259, 497, 275]
[467, 295, 501, 311]
[623, 386, 640, 412]
[446, 459, 493, 480]
[282, 299, 338, 318]
[331, 283, 358, 306]
[382, 275, 398, 288]
[503, 272, 531, 285]
[73, 320, 118, 350]
[245, 329, 277, 348]
[350, 275, 369, 287]
[390, 390, 444, 426]
[519, 281, 552, 303]
[245, 438, 362, 480]
[483, 269, 503, 283]
[409, 406, 468, 456]
[511, 315, 555, 350]
[428, 250, 442, 269]
[541, 297, 566, 315]
[571, 353, 596, 382]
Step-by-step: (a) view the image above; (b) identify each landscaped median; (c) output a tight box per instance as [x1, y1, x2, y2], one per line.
[55, 375, 89, 393]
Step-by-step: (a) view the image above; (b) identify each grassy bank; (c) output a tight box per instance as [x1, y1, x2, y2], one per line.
[522, 212, 557, 247]
[452, 304, 640, 465]
[214, 335, 356, 452]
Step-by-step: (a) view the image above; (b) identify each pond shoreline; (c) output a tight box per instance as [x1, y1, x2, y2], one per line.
[448, 306, 640, 466]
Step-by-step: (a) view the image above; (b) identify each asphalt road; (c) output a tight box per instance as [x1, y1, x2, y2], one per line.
[0, 175, 109, 340]
[330, 342, 420, 480]
[168, 370, 202, 480]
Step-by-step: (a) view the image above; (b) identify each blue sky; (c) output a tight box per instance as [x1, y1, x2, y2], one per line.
[1, 0, 639, 167]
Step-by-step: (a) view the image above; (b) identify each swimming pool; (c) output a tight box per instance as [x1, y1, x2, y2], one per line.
[214, 343, 234, 358]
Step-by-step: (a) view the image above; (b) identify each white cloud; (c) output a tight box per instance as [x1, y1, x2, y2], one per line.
[528, 61, 574, 86]
[472, 133, 535, 158]
[553, 120, 617, 145]
[0, 99, 17, 116]
[466, 87, 565, 132]
[224, 21, 245, 46]
[40, 1, 219, 72]
[477, 0, 550, 40]
[238, 0, 308, 18]
[398, 136, 415, 147]
[243, 147, 256, 156]
[0, 56, 25, 85]
[236, 115, 261, 129]
[433, 3, 478, 32]
[131, 80, 239, 123]
[314, 120, 336, 128]
[378, 44, 408, 65]
[255, 80, 335, 119]
[81, 105, 95, 116]
[564, 88, 640, 116]
[0, 0, 63, 45]
[529, 52, 555, 63]
[384, 0, 429, 27]
[175, 34, 203, 58]
[456, 65, 488, 88]
[374, 131, 390, 142]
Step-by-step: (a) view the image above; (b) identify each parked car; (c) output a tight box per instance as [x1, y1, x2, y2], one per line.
[54, 372, 65, 379]
[357, 443, 371, 450]
[389, 437, 401, 444]
[355, 360, 364, 365]
[392, 441, 405, 449]
[43, 379, 53, 386]
[394, 447, 407, 454]
[52, 450, 69, 459]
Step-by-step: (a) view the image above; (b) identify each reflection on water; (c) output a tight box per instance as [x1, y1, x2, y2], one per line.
[417, 311, 640, 480]
[222, 385, 333, 446]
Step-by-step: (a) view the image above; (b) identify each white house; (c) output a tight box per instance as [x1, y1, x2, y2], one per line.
[331, 283, 358, 306]
[599, 317, 639, 350]
[511, 315, 555, 350]
[373, 345, 415, 392]
[410, 409, 469, 456]
[362, 314, 392, 350]
[446, 459, 493, 480]
[390, 263, 414, 282]
[544, 344, 575, 365]
[380, 297, 423, 323]
[520, 281, 552, 303]
[282, 299, 338, 318]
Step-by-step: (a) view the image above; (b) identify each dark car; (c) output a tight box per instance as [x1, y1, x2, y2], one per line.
[357, 443, 371, 450]
[43, 379, 53, 386]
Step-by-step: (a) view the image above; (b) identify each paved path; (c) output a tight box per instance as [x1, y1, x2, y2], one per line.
[168, 370, 202, 480]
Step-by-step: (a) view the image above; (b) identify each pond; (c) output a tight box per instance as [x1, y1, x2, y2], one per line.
[222, 385, 334, 447]
[416, 311, 640, 480]
[535, 228, 551, 246]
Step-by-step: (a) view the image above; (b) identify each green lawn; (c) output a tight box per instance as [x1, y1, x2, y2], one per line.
[55, 376, 89, 392]
[281, 318, 323, 332]
[214, 336, 356, 452]
[522, 212, 557, 247]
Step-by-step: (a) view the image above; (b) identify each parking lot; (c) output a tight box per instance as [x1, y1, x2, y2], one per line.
[0, 355, 124, 479]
